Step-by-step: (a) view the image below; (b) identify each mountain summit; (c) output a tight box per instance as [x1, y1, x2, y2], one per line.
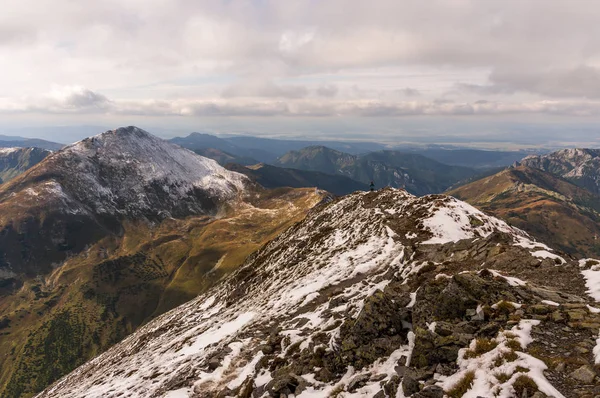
[39, 188, 600, 397]
[46, 126, 247, 218]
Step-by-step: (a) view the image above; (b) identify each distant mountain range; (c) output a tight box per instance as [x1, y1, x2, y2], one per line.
[274, 146, 478, 196]
[0, 135, 63, 151]
[170, 132, 534, 169]
[519, 148, 600, 194]
[170, 132, 388, 163]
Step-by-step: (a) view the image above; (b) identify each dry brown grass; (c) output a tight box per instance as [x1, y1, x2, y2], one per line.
[446, 371, 475, 398]
[512, 375, 538, 396]
[464, 338, 498, 359]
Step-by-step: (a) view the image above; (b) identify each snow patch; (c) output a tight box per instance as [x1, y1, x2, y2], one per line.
[581, 263, 600, 301]
[541, 300, 560, 307]
[489, 270, 527, 287]
[441, 319, 564, 398]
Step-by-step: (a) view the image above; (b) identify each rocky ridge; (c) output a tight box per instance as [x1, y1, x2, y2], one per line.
[39, 189, 600, 398]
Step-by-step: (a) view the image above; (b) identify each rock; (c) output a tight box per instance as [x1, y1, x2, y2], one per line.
[570, 365, 597, 384]
[402, 375, 420, 396]
[370, 373, 387, 382]
[207, 356, 221, 370]
[395, 365, 407, 377]
[566, 309, 587, 322]
[435, 363, 455, 376]
[406, 367, 435, 381]
[414, 385, 444, 398]
[338, 286, 411, 369]
[529, 304, 552, 315]
[265, 371, 309, 396]
[238, 377, 254, 398]
[383, 375, 400, 397]
[555, 362, 566, 373]
[433, 322, 454, 337]
[347, 374, 370, 392]
[531, 392, 547, 398]
[478, 322, 501, 337]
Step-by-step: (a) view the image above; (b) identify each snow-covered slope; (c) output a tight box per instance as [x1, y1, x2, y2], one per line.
[39, 189, 600, 397]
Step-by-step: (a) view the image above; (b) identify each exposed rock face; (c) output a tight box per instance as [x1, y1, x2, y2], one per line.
[38, 189, 600, 398]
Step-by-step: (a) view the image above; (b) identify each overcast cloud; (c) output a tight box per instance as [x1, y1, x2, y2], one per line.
[1, 0, 600, 143]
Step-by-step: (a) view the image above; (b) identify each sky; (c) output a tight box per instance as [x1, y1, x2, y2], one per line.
[2, 0, 600, 147]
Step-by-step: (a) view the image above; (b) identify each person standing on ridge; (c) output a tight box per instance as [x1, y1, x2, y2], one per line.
[370, 181, 375, 191]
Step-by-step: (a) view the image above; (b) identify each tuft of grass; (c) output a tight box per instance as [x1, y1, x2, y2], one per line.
[492, 350, 519, 367]
[495, 372, 511, 383]
[512, 375, 538, 396]
[464, 338, 498, 359]
[505, 339, 522, 351]
[447, 371, 476, 398]
[495, 300, 516, 315]
[515, 366, 529, 373]
[328, 384, 345, 397]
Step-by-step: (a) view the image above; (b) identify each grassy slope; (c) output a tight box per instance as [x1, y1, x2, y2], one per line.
[448, 166, 600, 257]
[0, 187, 323, 398]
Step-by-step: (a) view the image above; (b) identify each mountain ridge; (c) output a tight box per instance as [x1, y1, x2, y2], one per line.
[37, 188, 600, 397]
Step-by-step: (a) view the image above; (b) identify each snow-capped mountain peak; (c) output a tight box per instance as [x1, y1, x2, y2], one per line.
[13, 126, 248, 220]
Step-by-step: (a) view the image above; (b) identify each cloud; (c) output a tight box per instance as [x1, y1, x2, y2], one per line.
[221, 80, 308, 99]
[5, 86, 600, 118]
[316, 84, 338, 97]
[0, 86, 111, 113]
[458, 66, 600, 98]
[4, 0, 600, 129]
[398, 88, 421, 97]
